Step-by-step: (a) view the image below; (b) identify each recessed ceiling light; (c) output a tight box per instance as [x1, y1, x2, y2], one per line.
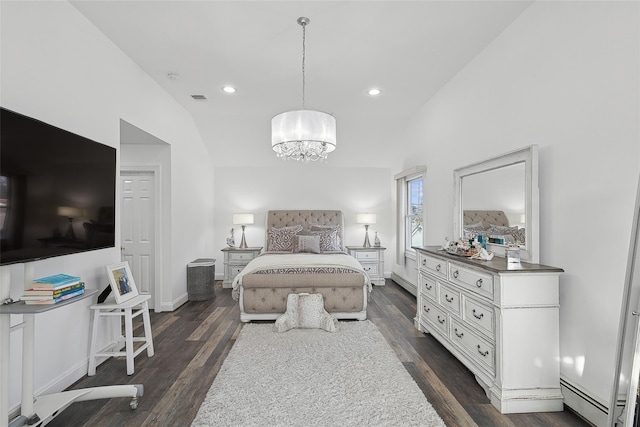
[367, 88, 381, 96]
[167, 72, 181, 81]
[222, 86, 236, 94]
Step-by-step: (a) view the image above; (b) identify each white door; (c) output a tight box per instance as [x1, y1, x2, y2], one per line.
[120, 171, 156, 309]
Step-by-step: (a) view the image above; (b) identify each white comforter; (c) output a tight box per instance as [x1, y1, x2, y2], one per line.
[232, 252, 370, 291]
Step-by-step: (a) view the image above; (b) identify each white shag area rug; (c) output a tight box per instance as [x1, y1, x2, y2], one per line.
[191, 320, 445, 427]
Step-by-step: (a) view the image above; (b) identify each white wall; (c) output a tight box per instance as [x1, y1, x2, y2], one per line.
[1, 1, 213, 413]
[393, 1, 639, 423]
[213, 165, 394, 270]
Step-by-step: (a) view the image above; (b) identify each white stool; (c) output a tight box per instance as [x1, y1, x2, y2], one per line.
[88, 294, 154, 376]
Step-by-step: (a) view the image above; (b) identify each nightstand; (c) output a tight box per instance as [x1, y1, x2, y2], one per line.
[221, 247, 262, 288]
[346, 246, 386, 286]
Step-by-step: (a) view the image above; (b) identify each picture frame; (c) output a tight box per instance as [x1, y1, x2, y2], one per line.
[105, 261, 139, 304]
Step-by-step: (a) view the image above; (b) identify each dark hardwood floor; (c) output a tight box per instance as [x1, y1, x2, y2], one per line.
[44, 280, 592, 426]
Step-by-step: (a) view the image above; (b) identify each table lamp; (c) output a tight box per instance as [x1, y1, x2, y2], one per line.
[233, 213, 254, 249]
[356, 213, 376, 248]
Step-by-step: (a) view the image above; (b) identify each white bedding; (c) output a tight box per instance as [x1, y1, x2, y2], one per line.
[232, 252, 371, 291]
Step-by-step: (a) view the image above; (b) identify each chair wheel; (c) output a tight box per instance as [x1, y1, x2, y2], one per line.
[130, 397, 139, 410]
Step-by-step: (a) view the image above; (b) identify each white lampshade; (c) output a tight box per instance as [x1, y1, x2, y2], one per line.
[233, 213, 254, 225]
[271, 110, 336, 162]
[57, 206, 82, 218]
[356, 213, 376, 225]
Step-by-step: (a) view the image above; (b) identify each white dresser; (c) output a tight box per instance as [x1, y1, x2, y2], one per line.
[413, 246, 563, 414]
[221, 247, 262, 288]
[346, 246, 386, 286]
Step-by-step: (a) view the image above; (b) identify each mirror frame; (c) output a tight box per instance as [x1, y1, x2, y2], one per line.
[453, 145, 539, 263]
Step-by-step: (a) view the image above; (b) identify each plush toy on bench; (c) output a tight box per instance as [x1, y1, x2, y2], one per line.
[274, 293, 338, 333]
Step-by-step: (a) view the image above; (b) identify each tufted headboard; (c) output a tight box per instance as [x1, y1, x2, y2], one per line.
[463, 210, 510, 229]
[266, 210, 344, 249]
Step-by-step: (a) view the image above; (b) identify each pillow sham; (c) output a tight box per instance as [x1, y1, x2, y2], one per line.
[309, 226, 342, 252]
[266, 225, 303, 252]
[292, 234, 321, 254]
[463, 224, 485, 239]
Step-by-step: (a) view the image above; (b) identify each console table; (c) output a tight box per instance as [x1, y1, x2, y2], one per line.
[0, 289, 143, 427]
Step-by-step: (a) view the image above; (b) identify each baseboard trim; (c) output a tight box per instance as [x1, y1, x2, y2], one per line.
[390, 272, 416, 296]
[560, 376, 608, 426]
[10, 358, 89, 421]
[161, 292, 189, 312]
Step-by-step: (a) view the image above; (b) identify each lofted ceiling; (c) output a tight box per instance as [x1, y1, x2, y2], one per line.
[71, 1, 534, 165]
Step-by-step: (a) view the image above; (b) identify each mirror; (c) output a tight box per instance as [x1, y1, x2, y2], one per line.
[453, 145, 539, 263]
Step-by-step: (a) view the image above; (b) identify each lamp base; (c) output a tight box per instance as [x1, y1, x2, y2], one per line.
[65, 218, 77, 241]
[363, 224, 371, 248]
[239, 225, 248, 249]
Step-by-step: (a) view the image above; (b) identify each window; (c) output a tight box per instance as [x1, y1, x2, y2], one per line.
[395, 166, 426, 263]
[407, 176, 423, 250]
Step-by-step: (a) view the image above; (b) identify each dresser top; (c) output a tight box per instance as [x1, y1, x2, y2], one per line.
[413, 246, 564, 274]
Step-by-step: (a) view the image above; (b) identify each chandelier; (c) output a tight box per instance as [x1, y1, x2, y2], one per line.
[271, 17, 336, 163]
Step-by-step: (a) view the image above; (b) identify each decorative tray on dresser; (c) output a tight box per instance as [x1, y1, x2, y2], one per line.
[412, 245, 564, 414]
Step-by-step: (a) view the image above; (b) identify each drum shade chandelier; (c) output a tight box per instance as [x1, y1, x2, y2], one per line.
[271, 17, 336, 163]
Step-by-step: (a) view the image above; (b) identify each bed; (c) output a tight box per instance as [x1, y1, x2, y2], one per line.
[232, 210, 370, 322]
[462, 210, 525, 245]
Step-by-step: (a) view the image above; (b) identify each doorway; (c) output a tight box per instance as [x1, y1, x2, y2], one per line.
[120, 169, 160, 310]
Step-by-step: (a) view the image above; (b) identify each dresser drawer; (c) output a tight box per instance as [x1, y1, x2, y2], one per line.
[448, 263, 493, 299]
[419, 254, 447, 280]
[450, 320, 495, 375]
[462, 296, 494, 338]
[354, 250, 380, 261]
[418, 272, 437, 301]
[229, 251, 257, 263]
[438, 283, 461, 316]
[421, 299, 448, 335]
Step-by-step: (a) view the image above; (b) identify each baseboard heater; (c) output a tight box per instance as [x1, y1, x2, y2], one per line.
[561, 377, 610, 426]
[390, 273, 416, 296]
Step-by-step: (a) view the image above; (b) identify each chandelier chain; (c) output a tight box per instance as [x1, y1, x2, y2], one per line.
[301, 21, 306, 109]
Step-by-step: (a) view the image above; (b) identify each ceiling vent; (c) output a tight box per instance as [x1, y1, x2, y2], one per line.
[191, 95, 207, 101]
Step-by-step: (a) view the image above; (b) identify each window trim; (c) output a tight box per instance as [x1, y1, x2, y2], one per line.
[395, 165, 426, 265]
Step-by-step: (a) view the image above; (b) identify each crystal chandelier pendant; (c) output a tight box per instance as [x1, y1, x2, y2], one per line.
[271, 17, 336, 162]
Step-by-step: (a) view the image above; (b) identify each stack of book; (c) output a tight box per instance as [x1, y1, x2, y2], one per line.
[21, 274, 85, 305]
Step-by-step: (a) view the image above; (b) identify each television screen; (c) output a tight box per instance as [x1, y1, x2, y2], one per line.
[0, 107, 116, 265]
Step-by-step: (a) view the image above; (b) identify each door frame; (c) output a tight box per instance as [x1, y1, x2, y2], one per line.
[120, 165, 163, 312]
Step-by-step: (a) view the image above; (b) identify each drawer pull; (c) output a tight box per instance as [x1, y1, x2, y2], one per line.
[423, 305, 430, 313]
[476, 278, 483, 288]
[424, 283, 432, 291]
[445, 294, 454, 303]
[477, 345, 489, 357]
[454, 328, 464, 338]
[472, 309, 484, 320]
[437, 315, 445, 324]
[436, 264, 441, 272]
[422, 259, 426, 266]
[364, 267, 371, 271]
[453, 270, 459, 279]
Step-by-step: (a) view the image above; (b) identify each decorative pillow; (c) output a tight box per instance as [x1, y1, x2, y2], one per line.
[309, 226, 342, 252]
[274, 293, 338, 333]
[463, 224, 485, 239]
[266, 225, 303, 252]
[292, 234, 321, 254]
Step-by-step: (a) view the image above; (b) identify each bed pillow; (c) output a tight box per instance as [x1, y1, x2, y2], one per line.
[463, 223, 486, 239]
[266, 225, 303, 252]
[274, 293, 337, 333]
[292, 234, 321, 254]
[309, 225, 342, 252]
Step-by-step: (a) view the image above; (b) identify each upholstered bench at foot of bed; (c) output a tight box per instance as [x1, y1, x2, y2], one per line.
[238, 273, 368, 322]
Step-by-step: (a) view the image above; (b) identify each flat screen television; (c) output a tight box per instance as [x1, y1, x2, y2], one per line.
[1, 107, 116, 265]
